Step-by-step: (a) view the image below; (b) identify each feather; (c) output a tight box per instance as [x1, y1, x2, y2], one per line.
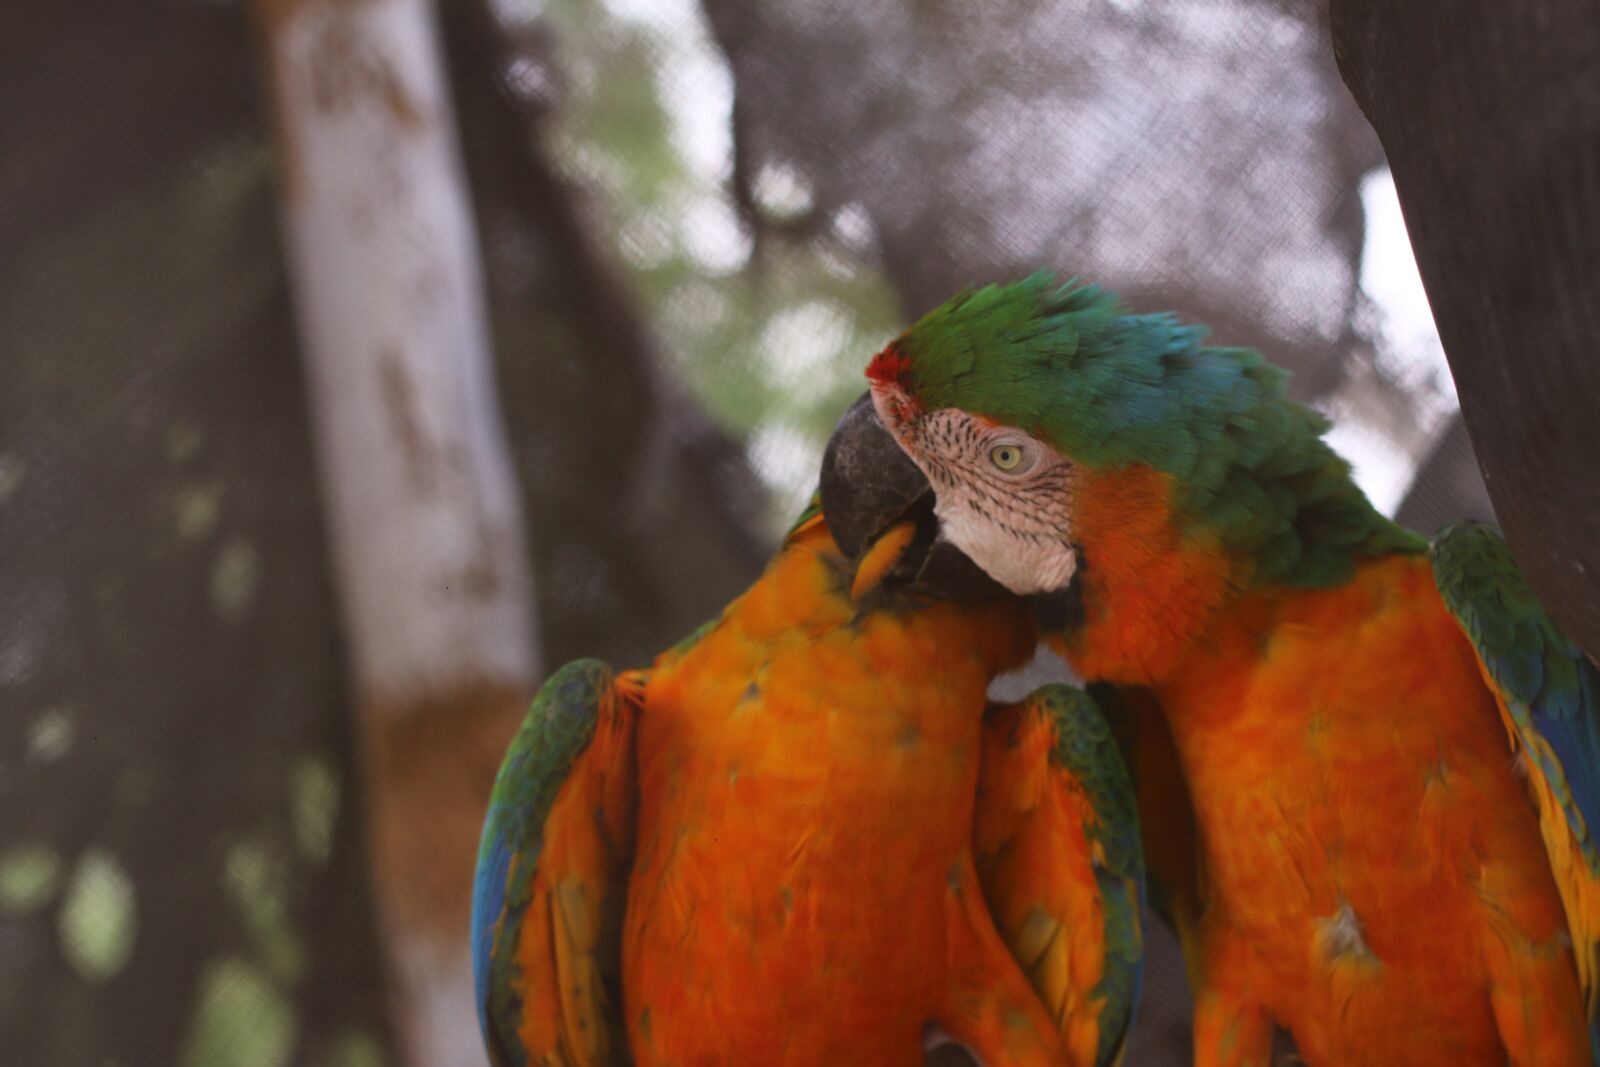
[470, 659, 640, 1066]
[1433, 521, 1600, 1059]
[891, 273, 1424, 589]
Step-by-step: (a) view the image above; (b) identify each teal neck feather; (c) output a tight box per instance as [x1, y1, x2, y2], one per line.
[898, 273, 1424, 589]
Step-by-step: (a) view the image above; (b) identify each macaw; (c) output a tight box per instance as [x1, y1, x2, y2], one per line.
[850, 272, 1600, 1066]
[470, 401, 1146, 1067]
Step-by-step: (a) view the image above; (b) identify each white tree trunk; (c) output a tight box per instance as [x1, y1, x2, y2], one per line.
[259, 0, 537, 1062]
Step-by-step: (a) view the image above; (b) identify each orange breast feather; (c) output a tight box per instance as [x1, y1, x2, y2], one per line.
[622, 524, 1044, 1065]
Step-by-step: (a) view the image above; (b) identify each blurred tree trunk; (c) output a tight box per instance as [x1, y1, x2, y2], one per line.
[1330, 0, 1600, 660]
[4, 0, 772, 1062]
[257, 0, 536, 1064]
[1, 2, 396, 1064]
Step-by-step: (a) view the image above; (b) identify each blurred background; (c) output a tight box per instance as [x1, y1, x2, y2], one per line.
[2, 0, 1497, 1064]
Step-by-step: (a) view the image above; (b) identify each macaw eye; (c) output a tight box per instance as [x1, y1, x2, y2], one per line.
[990, 444, 1024, 471]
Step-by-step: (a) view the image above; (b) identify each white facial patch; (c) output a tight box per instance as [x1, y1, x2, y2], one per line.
[933, 483, 1078, 596]
[869, 388, 1079, 596]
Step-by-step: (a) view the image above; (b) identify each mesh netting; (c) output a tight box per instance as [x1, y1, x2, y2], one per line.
[2, 0, 1485, 1064]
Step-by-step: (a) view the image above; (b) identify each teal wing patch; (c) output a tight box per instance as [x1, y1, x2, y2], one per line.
[1090, 681, 1204, 987]
[1432, 520, 1600, 1057]
[1034, 684, 1148, 1067]
[471, 659, 636, 1066]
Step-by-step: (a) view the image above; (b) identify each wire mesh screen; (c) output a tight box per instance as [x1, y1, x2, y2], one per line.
[2, 0, 1489, 1064]
[522, 0, 1479, 529]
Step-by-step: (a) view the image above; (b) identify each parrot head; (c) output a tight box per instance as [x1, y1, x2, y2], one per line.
[820, 392, 1012, 603]
[830, 273, 1417, 653]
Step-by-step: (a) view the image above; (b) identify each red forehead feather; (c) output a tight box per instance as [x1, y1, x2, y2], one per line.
[865, 343, 914, 388]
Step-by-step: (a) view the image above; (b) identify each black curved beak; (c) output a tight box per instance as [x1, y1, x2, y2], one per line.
[819, 393, 928, 560]
[819, 392, 1009, 601]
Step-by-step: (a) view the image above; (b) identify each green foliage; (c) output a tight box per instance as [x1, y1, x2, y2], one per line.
[289, 754, 341, 865]
[0, 846, 62, 914]
[541, 0, 904, 525]
[224, 840, 306, 984]
[180, 958, 296, 1067]
[26, 706, 75, 763]
[173, 480, 225, 541]
[211, 537, 261, 621]
[58, 849, 136, 982]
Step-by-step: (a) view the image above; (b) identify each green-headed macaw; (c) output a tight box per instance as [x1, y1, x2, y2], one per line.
[847, 272, 1600, 1065]
[471, 403, 1146, 1066]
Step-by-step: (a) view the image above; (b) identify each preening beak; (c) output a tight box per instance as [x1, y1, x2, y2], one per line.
[819, 392, 1007, 601]
[820, 392, 930, 561]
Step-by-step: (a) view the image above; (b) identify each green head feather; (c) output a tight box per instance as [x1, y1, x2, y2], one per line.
[892, 272, 1423, 588]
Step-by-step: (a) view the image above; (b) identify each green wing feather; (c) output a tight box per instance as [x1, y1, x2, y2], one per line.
[1033, 684, 1148, 1067]
[1432, 521, 1600, 1058]
[471, 659, 634, 1067]
[1091, 682, 1205, 989]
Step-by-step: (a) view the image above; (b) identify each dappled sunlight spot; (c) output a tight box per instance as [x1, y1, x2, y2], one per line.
[538, 0, 905, 516]
[180, 958, 296, 1067]
[0, 624, 39, 685]
[27, 706, 75, 764]
[503, 55, 560, 109]
[599, 0, 733, 185]
[815, 240, 873, 284]
[290, 754, 341, 865]
[59, 849, 136, 982]
[681, 193, 750, 273]
[832, 203, 876, 253]
[488, 0, 541, 25]
[225, 840, 306, 984]
[211, 539, 261, 622]
[747, 424, 822, 520]
[547, 0, 749, 272]
[678, 192, 745, 273]
[759, 300, 854, 389]
[753, 162, 815, 220]
[617, 210, 678, 271]
[557, 140, 631, 202]
[174, 480, 225, 541]
[0, 846, 63, 915]
[658, 277, 730, 342]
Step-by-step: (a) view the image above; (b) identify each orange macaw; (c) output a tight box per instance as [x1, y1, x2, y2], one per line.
[856, 273, 1600, 1065]
[471, 400, 1146, 1067]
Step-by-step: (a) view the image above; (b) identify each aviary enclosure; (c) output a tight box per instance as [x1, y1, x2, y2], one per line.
[3, 0, 1595, 1064]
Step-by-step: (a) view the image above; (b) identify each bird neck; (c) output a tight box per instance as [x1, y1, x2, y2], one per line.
[1047, 464, 1245, 685]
